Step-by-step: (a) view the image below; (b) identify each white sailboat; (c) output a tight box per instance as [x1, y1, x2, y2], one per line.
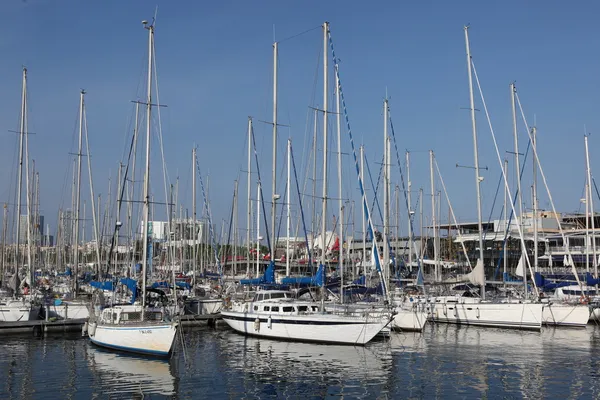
[424, 27, 544, 330]
[0, 68, 40, 322]
[222, 290, 392, 345]
[223, 22, 394, 345]
[87, 19, 177, 357]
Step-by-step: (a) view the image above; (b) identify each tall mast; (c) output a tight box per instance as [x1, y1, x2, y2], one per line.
[192, 147, 197, 284]
[360, 145, 366, 276]
[246, 118, 252, 277]
[286, 138, 291, 277]
[15, 67, 27, 278]
[336, 65, 343, 302]
[141, 19, 154, 309]
[383, 99, 390, 285]
[271, 41, 278, 261]
[464, 26, 485, 299]
[585, 134, 597, 279]
[503, 159, 508, 284]
[532, 127, 539, 273]
[233, 179, 238, 277]
[256, 183, 261, 277]
[511, 83, 526, 296]
[320, 21, 329, 268]
[419, 188, 424, 266]
[312, 109, 318, 261]
[406, 151, 413, 270]
[1, 204, 7, 280]
[72, 89, 84, 296]
[429, 150, 438, 281]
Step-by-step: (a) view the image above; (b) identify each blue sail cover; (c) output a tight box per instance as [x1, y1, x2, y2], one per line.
[151, 281, 192, 290]
[281, 264, 325, 287]
[240, 261, 276, 285]
[120, 278, 138, 304]
[90, 280, 114, 291]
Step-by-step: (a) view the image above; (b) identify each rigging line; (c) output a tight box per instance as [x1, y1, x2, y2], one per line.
[494, 139, 531, 280]
[279, 25, 322, 44]
[290, 142, 314, 272]
[470, 59, 540, 296]
[593, 177, 600, 205]
[433, 157, 472, 270]
[515, 88, 583, 288]
[250, 123, 272, 254]
[364, 153, 385, 230]
[388, 110, 425, 272]
[194, 154, 223, 282]
[328, 28, 388, 300]
[221, 186, 236, 275]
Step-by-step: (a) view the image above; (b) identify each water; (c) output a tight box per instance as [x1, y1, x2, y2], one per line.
[1, 323, 600, 399]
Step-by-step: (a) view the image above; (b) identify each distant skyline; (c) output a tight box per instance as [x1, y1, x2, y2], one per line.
[1, 1, 599, 242]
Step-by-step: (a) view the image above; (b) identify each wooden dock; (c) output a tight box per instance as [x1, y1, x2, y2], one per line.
[179, 313, 222, 327]
[0, 318, 87, 336]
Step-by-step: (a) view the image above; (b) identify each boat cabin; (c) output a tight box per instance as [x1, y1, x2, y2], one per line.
[252, 290, 294, 302]
[99, 306, 164, 324]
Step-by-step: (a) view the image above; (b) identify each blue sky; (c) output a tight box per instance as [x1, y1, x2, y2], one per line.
[0, 0, 598, 239]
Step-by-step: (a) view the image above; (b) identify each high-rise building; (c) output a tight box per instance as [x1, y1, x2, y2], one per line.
[18, 214, 44, 245]
[60, 210, 73, 246]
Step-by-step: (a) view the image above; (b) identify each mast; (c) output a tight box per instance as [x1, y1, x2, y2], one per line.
[429, 150, 438, 281]
[72, 90, 84, 296]
[271, 41, 278, 262]
[141, 19, 154, 310]
[15, 67, 27, 279]
[419, 188, 424, 267]
[256, 183, 261, 277]
[532, 127, 539, 273]
[246, 118, 252, 277]
[360, 145, 366, 276]
[511, 83, 526, 297]
[336, 65, 343, 302]
[406, 151, 413, 270]
[286, 138, 291, 277]
[320, 21, 329, 268]
[585, 134, 597, 279]
[503, 159, 508, 284]
[1, 204, 7, 280]
[383, 99, 390, 286]
[312, 109, 318, 262]
[192, 147, 197, 284]
[233, 179, 238, 277]
[464, 26, 486, 299]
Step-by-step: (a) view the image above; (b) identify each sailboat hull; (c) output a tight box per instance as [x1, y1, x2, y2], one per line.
[89, 323, 177, 356]
[0, 300, 40, 322]
[221, 310, 390, 345]
[541, 303, 590, 327]
[392, 305, 428, 332]
[426, 298, 543, 330]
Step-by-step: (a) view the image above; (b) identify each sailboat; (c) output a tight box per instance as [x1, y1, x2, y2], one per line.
[87, 19, 177, 356]
[423, 26, 544, 330]
[0, 67, 41, 323]
[222, 22, 394, 345]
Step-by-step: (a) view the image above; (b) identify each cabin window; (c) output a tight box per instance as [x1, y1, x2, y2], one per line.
[271, 306, 279, 312]
[263, 306, 270, 312]
[271, 293, 287, 299]
[548, 238, 563, 247]
[253, 305, 258, 311]
[570, 238, 585, 247]
[257, 294, 264, 301]
[298, 306, 308, 312]
[312, 306, 318, 312]
[282, 306, 294, 312]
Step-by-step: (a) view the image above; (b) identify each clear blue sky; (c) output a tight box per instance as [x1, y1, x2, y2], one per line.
[0, 0, 598, 238]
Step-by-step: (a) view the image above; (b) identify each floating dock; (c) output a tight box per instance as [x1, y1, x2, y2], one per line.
[0, 318, 87, 336]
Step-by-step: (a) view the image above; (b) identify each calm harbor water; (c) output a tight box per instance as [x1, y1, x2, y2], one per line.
[1, 323, 600, 399]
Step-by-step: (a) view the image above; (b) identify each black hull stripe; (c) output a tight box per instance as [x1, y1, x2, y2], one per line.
[221, 314, 387, 326]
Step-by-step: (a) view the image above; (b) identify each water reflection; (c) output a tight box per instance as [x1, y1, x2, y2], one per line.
[1, 325, 600, 398]
[86, 347, 177, 397]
